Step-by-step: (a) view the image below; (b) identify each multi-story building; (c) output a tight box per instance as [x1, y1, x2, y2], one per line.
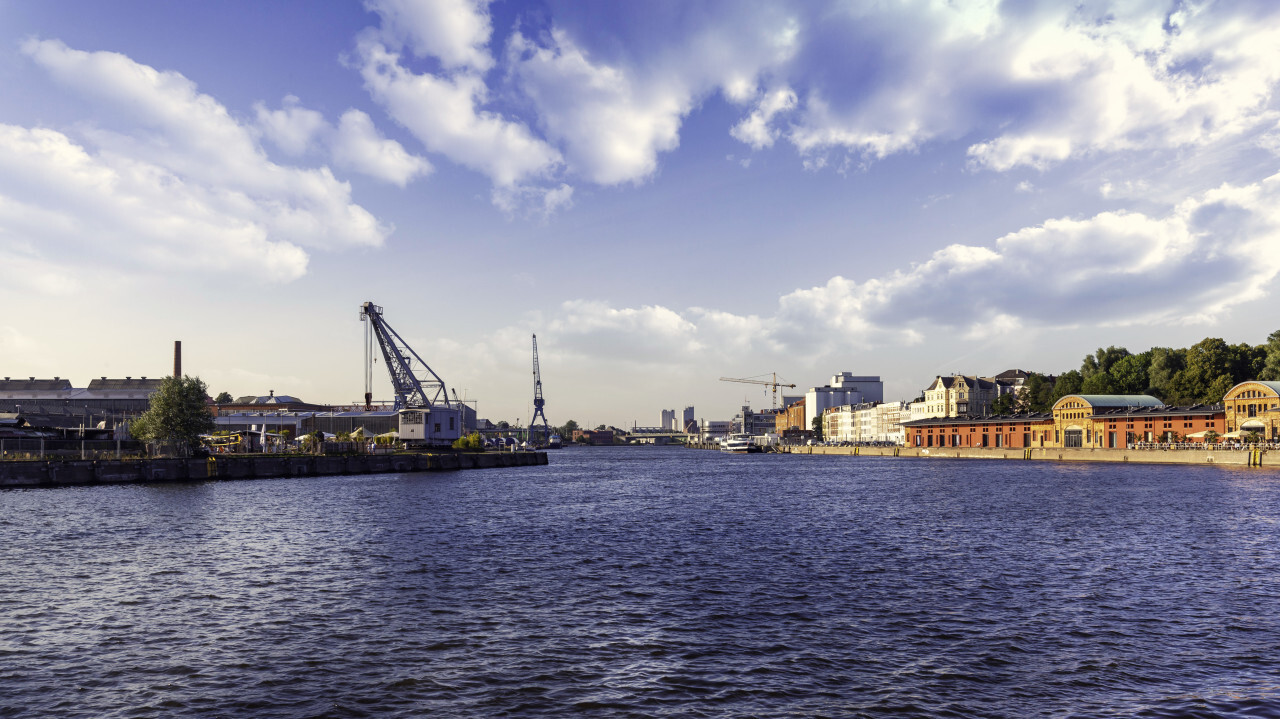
[0, 376, 164, 429]
[805, 372, 884, 430]
[1222, 381, 1280, 440]
[682, 406, 697, 434]
[661, 409, 677, 431]
[777, 399, 806, 436]
[921, 375, 998, 418]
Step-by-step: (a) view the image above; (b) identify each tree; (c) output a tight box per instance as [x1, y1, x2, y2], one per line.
[558, 419, 579, 437]
[811, 415, 823, 440]
[214, 391, 233, 404]
[991, 392, 1017, 415]
[130, 375, 216, 457]
[1147, 347, 1185, 398]
[1261, 330, 1280, 381]
[1021, 373, 1058, 412]
[1080, 372, 1118, 395]
[1052, 370, 1083, 401]
[496, 421, 510, 429]
[1109, 352, 1151, 395]
[1081, 346, 1131, 380]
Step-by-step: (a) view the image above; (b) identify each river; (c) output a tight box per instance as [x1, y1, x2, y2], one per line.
[3, 447, 1280, 717]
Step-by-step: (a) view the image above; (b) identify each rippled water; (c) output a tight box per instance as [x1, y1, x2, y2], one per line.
[4, 448, 1280, 717]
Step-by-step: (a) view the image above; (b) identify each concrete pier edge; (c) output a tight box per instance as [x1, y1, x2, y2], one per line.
[0, 451, 548, 489]
[773, 444, 1271, 468]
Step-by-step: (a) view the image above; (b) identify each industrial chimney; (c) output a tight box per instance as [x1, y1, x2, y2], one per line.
[174, 340, 182, 379]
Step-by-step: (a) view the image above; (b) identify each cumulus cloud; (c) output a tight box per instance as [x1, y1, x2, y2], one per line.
[12, 38, 389, 279]
[255, 97, 430, 186]
[516, 172, 1280, 360]
[356, 3, 562, 209]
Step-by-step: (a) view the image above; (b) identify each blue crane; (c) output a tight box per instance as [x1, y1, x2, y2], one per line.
[360, 301, 452, 411]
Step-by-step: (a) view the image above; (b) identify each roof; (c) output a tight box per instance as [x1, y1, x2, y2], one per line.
[1227, 380, 1280, 396]
[901, 412, 1054, 427]
[86, 378, 163, 391]
[0, 378, 73, 391]
[1062, 394, 1164, 408]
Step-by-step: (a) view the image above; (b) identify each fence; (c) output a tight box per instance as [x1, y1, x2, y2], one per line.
[0, 438, 144, 460]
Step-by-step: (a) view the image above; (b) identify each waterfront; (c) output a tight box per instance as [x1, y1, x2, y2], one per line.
[4, 448, 1280, 717]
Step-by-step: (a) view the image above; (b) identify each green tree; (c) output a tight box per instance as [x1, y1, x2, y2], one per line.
[214, 391, 233, 404]
[1080, 371, 1118, 395]
[129, 375, 216, 457]
[1262, 330, 1280, 381]
[1081, 346, 1131, 380]
[1021, 373, 1058, 412]
[558, 419, 579, 437]
[1052, 370, 1083, 401]
[1146, 347, 1185, 398]
[991, 392, 1017, 415]
[1109, 352, 1151, 395]
[811, 415, 823, 440]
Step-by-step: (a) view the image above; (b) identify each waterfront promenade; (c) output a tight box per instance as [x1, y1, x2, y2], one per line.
[781, 443, 1272, 467]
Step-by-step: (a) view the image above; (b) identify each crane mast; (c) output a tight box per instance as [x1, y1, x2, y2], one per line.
[360, 301, 451, 411]
[530, 334, 550, 445]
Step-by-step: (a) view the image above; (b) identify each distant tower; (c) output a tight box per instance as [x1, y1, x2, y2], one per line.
[530, 334, 551, 445]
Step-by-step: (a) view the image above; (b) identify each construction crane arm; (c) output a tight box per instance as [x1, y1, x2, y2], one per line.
[361, 301, 451, 410]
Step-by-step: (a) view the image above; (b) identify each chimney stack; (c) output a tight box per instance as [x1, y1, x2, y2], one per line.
[174, 340, 182, 379]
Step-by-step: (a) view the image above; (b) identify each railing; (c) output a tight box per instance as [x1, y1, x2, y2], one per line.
[1126, 442, 1278, 451]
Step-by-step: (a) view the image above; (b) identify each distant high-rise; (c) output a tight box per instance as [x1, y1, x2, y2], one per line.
[682, 406, 696, 434]
[661, 409, 676, 431]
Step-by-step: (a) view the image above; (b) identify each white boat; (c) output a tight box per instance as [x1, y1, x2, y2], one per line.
[720, 433, 761, 454]
[547, 434, 563, 449]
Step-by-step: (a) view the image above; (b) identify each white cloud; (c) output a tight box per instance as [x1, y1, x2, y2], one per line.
[254, 97, 431, 186]
[0, 124, 310, 284]
[731, 86, 797, 150]
[513, 172, 1280, 360]
[331, 109, 432, 186]
[19, 39, 389, 256]
[356, 34, 561, 191]
[255, 95, 328, 155]
[364, 0, 495, 72]
[509, 29, 688, 186]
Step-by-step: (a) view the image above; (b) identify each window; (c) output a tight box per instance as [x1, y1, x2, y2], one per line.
[449, 416, 456, 430]
[434, 423, 441, 433]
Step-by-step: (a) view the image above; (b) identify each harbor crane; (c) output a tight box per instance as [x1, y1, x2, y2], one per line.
[360, 301, 452, 411]
[719, 373, 797, 409]
[529, 334, 551, 445]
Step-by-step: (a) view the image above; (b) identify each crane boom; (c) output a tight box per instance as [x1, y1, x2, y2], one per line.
[360, 301, 451, 410]
[719, 373, 797, 409]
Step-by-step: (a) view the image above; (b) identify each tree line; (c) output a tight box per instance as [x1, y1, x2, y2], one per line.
[994, 330, 1280, 414]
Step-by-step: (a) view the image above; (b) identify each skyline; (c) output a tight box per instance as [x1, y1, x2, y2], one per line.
[2, 0, 1280, 427]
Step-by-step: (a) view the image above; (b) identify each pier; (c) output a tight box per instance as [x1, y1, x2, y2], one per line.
[0, 451, 547, 489]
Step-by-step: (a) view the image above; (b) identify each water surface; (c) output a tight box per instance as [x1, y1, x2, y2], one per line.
[3, 448, 1280, 717]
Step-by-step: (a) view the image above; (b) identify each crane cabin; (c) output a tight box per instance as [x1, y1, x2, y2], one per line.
[397, 406, 463, 446]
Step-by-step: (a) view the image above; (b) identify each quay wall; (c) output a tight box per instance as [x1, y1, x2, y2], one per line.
[0, 451, 547, 489]
[779, 445, 1271, 467]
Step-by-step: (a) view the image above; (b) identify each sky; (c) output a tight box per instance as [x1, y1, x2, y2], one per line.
[2, 0, 1280, 428]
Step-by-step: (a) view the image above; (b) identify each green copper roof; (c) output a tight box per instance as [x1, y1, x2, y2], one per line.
[1070, 394, 1164, 408]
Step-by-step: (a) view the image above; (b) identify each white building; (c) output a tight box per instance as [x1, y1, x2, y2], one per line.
[661, 409, 677, 431]
[805, 372, 884, 430]
[823, 401, 909, 444]
[699, 419, 731, 441]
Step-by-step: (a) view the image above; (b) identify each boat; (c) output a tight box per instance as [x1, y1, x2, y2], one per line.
[547, 433, 563, 449]
[720, 433, 762, 454]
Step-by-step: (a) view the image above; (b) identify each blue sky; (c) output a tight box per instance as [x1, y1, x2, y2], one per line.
[2, 0, 1280, 427]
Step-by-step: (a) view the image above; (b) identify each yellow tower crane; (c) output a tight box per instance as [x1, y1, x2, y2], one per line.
[718, 373, 797, 409]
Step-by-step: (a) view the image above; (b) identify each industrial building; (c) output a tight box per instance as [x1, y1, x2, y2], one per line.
[0, 376, 163, 429]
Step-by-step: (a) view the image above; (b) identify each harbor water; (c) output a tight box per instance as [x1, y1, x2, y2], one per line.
[3, 447, 1280, 717]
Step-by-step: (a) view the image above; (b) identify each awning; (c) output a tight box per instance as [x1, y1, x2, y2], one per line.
[1222, 430, 1248, 439]
[1185, 431, 1209, 439]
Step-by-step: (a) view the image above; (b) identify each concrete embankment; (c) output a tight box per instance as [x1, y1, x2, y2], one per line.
[780, 445, 1271, 468]
[0, 451, 547, 489]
